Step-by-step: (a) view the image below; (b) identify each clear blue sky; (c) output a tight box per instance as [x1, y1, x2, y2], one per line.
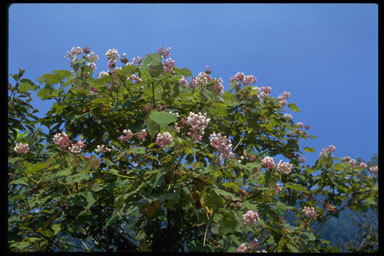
[8, 3, 378, 166]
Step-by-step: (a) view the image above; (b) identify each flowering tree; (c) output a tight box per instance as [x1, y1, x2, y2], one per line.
[8, 46, 378, 252]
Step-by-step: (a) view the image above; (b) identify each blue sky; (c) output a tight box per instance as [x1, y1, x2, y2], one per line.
[8, 3, 378, 166]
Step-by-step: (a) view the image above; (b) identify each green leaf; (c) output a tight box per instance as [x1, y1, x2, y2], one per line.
[66, 172, 90, 184]
[288, 102, 301, 112]
[145, 118, 159, 137]
[287, 243, 299, 252]
[131, 147, 146, 155]
[140, 53, 163, 77]
[10, 177, 29, 186]
[105, 213, 121, 227]
[56, 169, 72, 177]
[285, 182, 308, 194]
[51, 224, 61, 235]
[149, 111, 178, 129]
[90, 182, 104, 192]
[52, 70, 72, 80]
[19, 80, 37, 92]
[304, 147, 315, 153]
[67, 191, 96, 208]
[173, 67, 192, 77]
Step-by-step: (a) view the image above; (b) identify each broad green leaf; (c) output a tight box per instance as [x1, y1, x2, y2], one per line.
[146, 118, 159, 137]
[67, 191, 96, 208]
[56, 169, 72, 177]
[19, 80, 37, 92]
[304, 147, 315, 153]
[140, 53, 163, 77]
[288, 102, 301, 112]
[131, 147, 146, 154]
[149, 111, 178, 129]
[66, 172, 90, 184]
[173, 67, 192, 77]
[285, 182, 308, 194]
[10, 177, 29, 186]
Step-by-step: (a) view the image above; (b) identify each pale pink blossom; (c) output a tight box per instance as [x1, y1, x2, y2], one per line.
[119, 129, 134, 142]
[369, 166, 378, 174]
[300, 157, 306, 163]
[209, 132, 233, 160]
[179, 76, 187, 87]
[237, 243, 250, 253]
[136, 129, 147, 140]
[95, 144, 111, 153]
[14, 143, 29, 154]
[53, 132, 72, 148]
[359, 162, 367, 169]
[303, 206, 317, 219]
[243, 210, 260, 226]
[261, 156, 275, 169]
[156, 132, 173, 147]
[275, 160, 293, 174]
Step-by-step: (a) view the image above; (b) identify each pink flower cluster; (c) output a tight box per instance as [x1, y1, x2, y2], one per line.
[98, 71, 109, 78]
[53, 132, 72, 148]
[85, 51, 99, 62]
[119, 129, 134, 142]
[243, 210, 260, 226]
[229, 72, 257, 89]
[179, 76, 187, 87]
[359, 162, 367, 169]
[158, 46, 171, 58]
[136, 129, 147, 140]
[319, 145, 336, 157]
[163, 58, 175, 73]
[95, 144, 111, 153]
[369, 166, 378, 174]
[237, 240, 260, 253]
[68, 140, 86, 154]
[275, 183, 283, 193]
[275, 160, 293, 174]
[105, 48, 120, 71]
[193, 72, 224, 94]
[14, 143, 29, 154]
[209, 132, 233, 160]
[303, 206, 317, 219]
[259, 86, 272, 99]
[156, 132, 173, 147]
[277, 90, 290, 107]
[129, 74, 142, 83]
[261, 156, 275, 169]
[186, 112, 210, 141]
[284, 113, 292, 120]
[132, 56, 142, 65]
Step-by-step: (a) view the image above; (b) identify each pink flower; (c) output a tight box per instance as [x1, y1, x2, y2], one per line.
[243, 75, 256, 86]
[296, 122, 304, 129]
[275, 183, 282, 193]
[369, 166, 378, 174]
[342, 156, 351, 162]
[158, 46, 171, 58]
[349, 159, 357, 167]
[69, 140, 86, 154]
[179, 76, 187, 87]
[304, 125, 310, 130]
[303, 206, 317, 219]
[136, 129, 147, 140]
[163, 58, 175, 73]
[53, 132, 72, 148]
[359, 162, 367, 169]
[261, 86, 271, 94]
[14, 143, 29, 154]
[300, 157, 306, 163]
[95, 144, 111, 153]
[261, 156, 275, 169]
[156, 132, 173, 147]
[279, 99, 287, 107]
[275, 160, 293, 174]
[284, 113, 292, 120]
[209, 132, 233, 160]
[243, 210, 260, 226]
[327, 145, 336, 153]
[237, 243, 250, 253]
[119, 129, 134, 142]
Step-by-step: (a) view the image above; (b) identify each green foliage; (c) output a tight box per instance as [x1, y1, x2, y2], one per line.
[8, 48, 378, 253]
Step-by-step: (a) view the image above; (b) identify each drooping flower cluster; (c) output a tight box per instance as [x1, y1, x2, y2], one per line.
[243, 75, 257, 86]
[243, 210, 260, 226]
[68, 140, 86, 154]
[359, 162, 367, 169]
[275, 183, 283, 193]
[319, 145, 336, 157]
[303, 206, 317, 219]
[98, 71, 109, 78]
[156, 132, 173, 147]
[209, 133, 233, 160]
[158, 46, 171, 58]
[261, 156, 275, 169]
[14, 143, 29, 154]
[105, 48, 120, 71]
[119, 129, 134, 142]
[260, 86, 272, 99]
[186, 112, 210, 141]
[229, 72, 257, 90]
[136, 129, 148, 140]
[128, 74, 142, 83]
[369, 166, 378, 174]
[193, 71, 224, 94]
[284, 113, 292, 120]
[163, 58, 175, 73]
[275, 160, 293, 174]
[53, 132, 72, 148]
[95, 144, 112, 153]
[179, 76, 187, 87]
[277, 90, 291, 106]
